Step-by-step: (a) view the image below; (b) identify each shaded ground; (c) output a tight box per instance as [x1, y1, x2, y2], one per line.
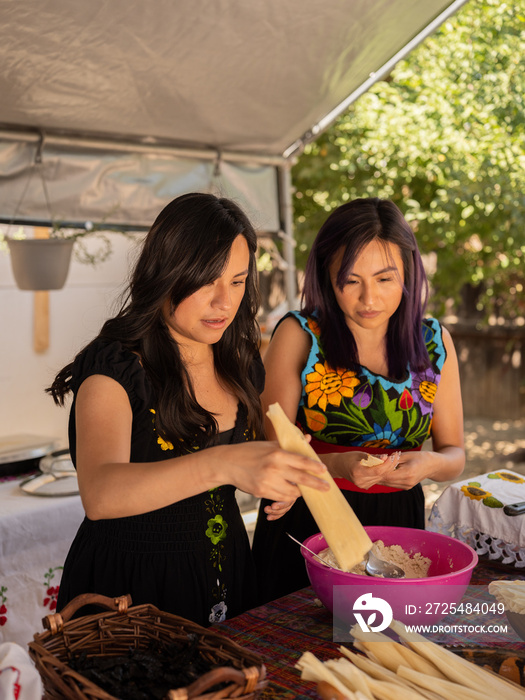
[423, 417, 525, 519]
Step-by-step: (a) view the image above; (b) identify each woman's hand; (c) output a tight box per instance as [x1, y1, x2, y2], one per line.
[262, 499, 296, 521]
[378, 327, 466, 491]
[376, 451, 427, 489]
[379, 447, 464, 490]
[75, 377, 329, 520]
[327, 451, 401, 490]
[219, 440, 330, 503]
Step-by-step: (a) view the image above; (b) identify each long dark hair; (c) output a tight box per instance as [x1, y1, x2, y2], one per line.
[302, 197, 430, 379]
[47, 192, 264, 452]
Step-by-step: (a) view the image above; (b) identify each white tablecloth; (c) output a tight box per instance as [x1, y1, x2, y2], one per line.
[429, 469, 525, 567]
[0, 642, 43, 700]
[0, 477, 84, 647]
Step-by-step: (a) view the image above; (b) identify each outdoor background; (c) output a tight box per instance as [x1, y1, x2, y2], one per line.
[1, 0, 523, 516]
[250, 0, 525, 525]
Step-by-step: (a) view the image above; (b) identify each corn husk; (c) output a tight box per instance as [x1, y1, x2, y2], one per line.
[267, 402, 372, 571]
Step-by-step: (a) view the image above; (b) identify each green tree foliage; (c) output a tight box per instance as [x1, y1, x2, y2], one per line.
[292, 0, 525, 322]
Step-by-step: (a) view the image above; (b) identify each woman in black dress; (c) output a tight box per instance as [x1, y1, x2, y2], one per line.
[47, 192, 328, 626]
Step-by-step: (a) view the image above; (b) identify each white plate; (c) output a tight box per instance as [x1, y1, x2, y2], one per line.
[20, 472, 79, 497]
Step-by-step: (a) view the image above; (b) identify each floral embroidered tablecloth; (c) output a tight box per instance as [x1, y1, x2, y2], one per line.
[0, 477, 84, 647]
[429, 470, 525, 567]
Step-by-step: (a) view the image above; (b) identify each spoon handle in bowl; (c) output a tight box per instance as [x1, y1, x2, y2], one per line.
[285, 532, 329, 566]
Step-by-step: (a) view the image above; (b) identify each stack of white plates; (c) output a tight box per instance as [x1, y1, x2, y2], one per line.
[20, 448, 79, 497]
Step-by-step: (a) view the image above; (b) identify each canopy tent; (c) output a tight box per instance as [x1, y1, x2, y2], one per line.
[0, 0, 467, 301]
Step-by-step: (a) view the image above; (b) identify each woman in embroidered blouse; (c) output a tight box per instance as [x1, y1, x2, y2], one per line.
[252, 197, 465, 603]
[47, 192, 328, 626]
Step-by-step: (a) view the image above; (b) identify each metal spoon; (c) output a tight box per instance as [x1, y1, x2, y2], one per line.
[286, 532, 332, 566]
[286, 532, 405, 578]
[365, 548, 405, 579]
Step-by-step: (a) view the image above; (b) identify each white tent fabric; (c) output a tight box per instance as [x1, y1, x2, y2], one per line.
[0, 137, 282, 231]
[0, 0, 467, 277]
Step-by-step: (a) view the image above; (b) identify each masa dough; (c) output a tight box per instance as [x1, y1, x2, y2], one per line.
[360, 454, 385, 467]
[319, 539, 431, 579]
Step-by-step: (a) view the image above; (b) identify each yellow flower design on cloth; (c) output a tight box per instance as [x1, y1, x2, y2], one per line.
[156, 435, 174, 451]
[418, 380, 437, 404]
[305, 362, 359, 411]
[461, 484, 490, 501]
[461, 482, 503, 508]
[488, 471, 525, 484]
[149, 409, 174, 451]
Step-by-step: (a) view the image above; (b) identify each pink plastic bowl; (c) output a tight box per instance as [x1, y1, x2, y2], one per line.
[302, 526, 478, 626]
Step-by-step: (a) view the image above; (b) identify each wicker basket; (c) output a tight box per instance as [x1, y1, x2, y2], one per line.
[28, 593, 267, 700]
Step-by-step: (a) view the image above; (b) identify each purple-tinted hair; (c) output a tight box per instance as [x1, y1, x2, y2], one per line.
[302, 197, 430, 378]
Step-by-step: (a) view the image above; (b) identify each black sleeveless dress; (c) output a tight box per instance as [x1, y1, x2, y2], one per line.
[56, 339, 259, 626]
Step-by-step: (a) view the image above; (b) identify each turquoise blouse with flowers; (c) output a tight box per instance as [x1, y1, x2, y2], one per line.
[251, 311, 442, 603]
[286, 311, 446, 450]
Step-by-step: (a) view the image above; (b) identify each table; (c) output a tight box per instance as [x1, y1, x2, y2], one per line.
[215, 560, 525, 699]
[0, 475, 84, 647]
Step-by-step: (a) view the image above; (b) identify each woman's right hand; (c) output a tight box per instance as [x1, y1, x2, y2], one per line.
[329, 451, 401, 490]
[262, 499, 296, 521]
[220, 441, 330, 502]
[76, 377, 327, 519]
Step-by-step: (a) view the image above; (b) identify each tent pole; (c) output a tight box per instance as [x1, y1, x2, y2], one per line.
[282, 0, 471, 159]
[0, 129, 285, 168]
[277, 163, 297, 311]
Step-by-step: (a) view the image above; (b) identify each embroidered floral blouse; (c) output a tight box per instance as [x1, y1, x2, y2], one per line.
[286, 312, 447, 451]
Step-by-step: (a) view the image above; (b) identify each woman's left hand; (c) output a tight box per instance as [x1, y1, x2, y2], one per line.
[377, 451, 430, 489]
[263, 499, 296, 520]
[379, 328, 466, 490]
[378, 447, 463, 489]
